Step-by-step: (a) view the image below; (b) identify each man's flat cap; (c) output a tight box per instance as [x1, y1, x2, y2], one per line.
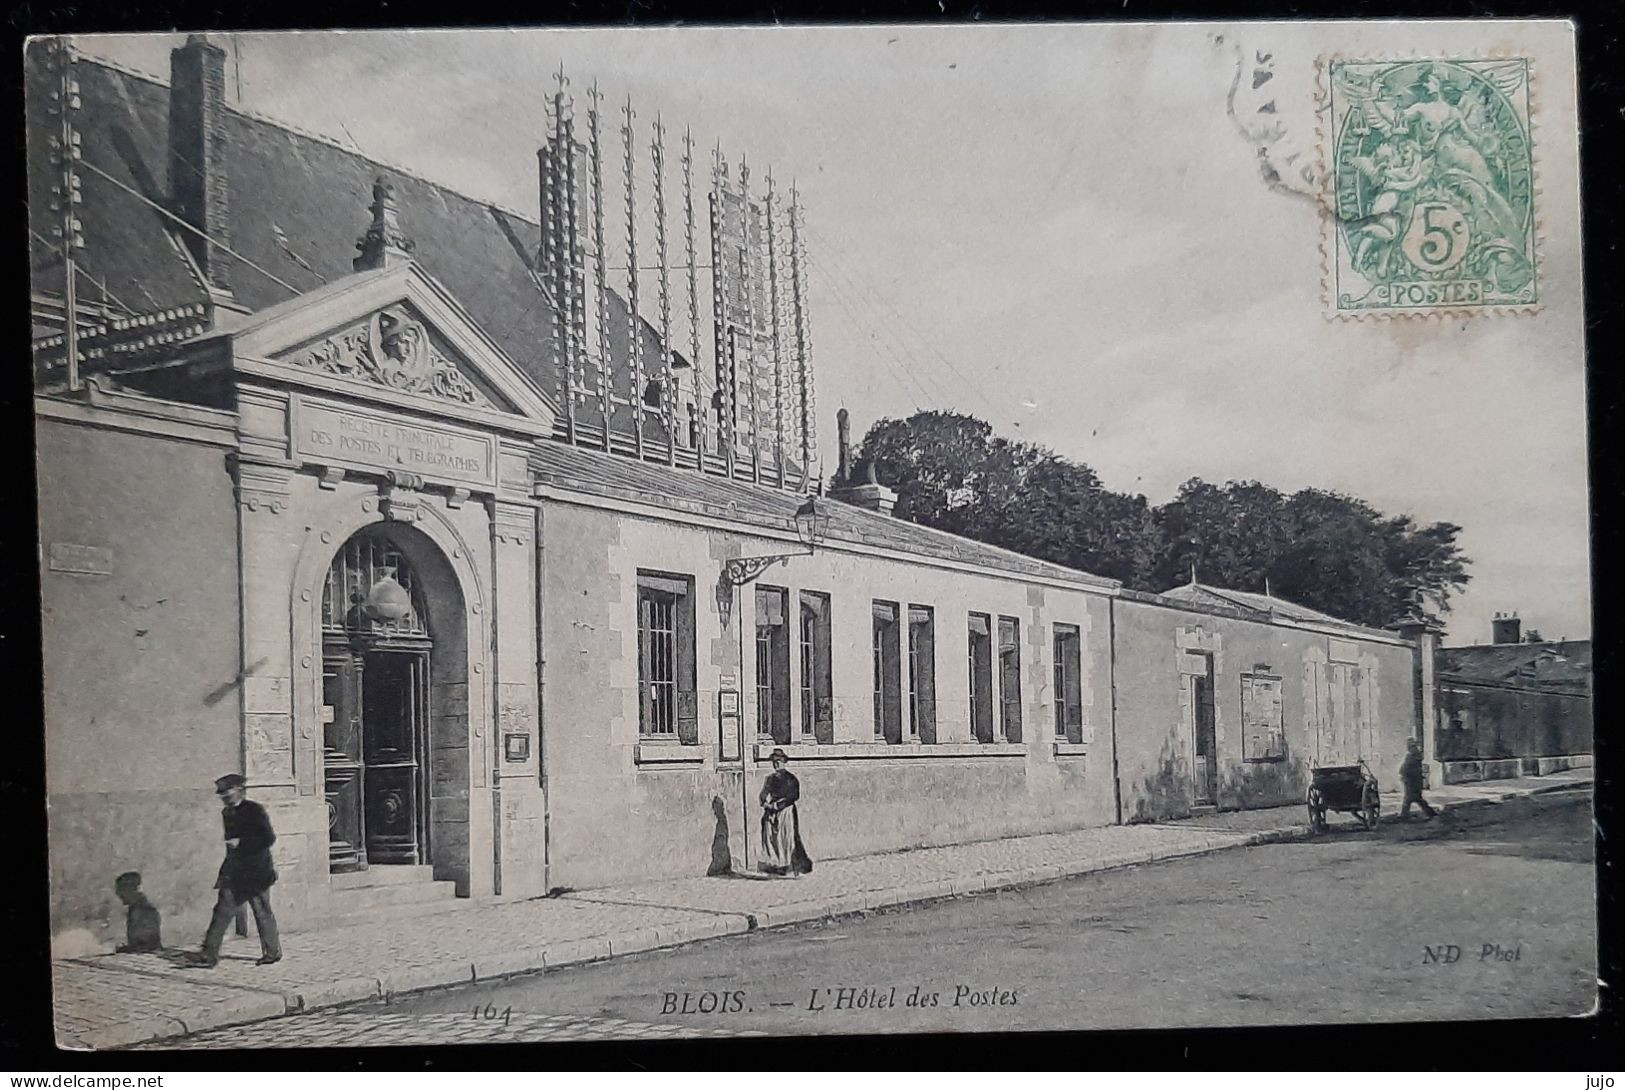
[214, 774, 247, 793]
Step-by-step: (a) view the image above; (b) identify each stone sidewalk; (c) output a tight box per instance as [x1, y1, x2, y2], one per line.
[53, 769, 1590, 1050]
[1177, 768, 1593, 836]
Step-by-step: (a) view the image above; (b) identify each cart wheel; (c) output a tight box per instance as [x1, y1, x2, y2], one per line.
[1306, 787, 1328, 834]
[1359, 785, 1380, 830]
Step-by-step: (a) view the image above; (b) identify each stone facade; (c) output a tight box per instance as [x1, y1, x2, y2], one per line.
[537, 497, 1119, 889]
[32, 46, 1436, 949]
[1111, 594, 1415, 823]
[38, 390, 243, 952]
[36, 257, 1433, 951]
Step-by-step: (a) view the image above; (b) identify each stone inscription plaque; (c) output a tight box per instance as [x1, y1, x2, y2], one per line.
[294, 398, 496, 489]
[47, 543, 113, 575]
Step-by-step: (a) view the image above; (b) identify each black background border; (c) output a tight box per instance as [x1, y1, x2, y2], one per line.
[3, 0, 1619, 1070]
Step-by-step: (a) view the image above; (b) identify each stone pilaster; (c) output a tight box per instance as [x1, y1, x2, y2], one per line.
[1389, 616, 1444, 787]
[491, 497, 545, 897]
[933, 608, 973, 744]
[234, 459, 297, 794]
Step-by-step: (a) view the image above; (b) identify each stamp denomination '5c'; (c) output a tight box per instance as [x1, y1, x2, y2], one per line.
[1324, 58, 1536, 316]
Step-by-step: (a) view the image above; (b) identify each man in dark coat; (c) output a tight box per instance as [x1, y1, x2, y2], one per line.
[192, 774, 282, 967]
[1399, 738, 1437, 820]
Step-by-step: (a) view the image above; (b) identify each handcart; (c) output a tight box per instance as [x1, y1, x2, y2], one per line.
[1305, 762, 1380, 834]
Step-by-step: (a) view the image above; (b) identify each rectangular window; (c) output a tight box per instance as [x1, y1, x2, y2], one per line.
[968, 612, 994, 743]
[1437, 686, 1476, 763]
[1443, 688, 1474, 732]
[637, 572, 698, 742]
[998, 616, 1023, 743]
[799, 591, 834, 743]
[1053, 624, 1084, 743]
[754, 585, 791, 745]
[907, 605, 937, 744]
[872, 600, 902, 743]
[1241, 672, 1286, 761]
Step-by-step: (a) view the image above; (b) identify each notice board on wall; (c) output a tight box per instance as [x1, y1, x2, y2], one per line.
[718, 689, 741, 761]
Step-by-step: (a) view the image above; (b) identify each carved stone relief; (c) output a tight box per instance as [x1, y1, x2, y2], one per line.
[283, 307, 494, 408]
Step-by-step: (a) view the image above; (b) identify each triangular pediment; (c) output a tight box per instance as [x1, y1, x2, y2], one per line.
[226, 263, 556, 433]
[273, 301, 507, 409]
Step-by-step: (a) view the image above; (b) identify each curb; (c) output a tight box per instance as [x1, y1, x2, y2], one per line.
[96, 776, 1591, 1048]
[290, 975, 384, 1011]
[73, 1015, 189, 1051]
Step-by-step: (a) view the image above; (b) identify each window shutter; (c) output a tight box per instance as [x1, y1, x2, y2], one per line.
[676, 690, 699, 744]
[815, 697, 835, 745]
[758, 592, 786, 627]
[998, 617, 1019, 653]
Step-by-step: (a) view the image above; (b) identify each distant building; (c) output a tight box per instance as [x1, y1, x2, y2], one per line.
[1434, 615, 1592, 784]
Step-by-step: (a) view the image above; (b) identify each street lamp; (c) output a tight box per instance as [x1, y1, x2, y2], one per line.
[722, 495, 832, 587]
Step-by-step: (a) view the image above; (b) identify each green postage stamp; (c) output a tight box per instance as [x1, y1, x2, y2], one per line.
[1324, 58, 1537, 316]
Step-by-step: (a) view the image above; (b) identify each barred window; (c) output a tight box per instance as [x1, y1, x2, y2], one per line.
[755, 585, 791, 745]
[637, 572, 697, 742]
[998, 616, 1023, 743]
[322, 531, 429, 640]
[872, 601, 902, 743]
[907, 605, 937, 744]
[968, 613, 994, 743]
[1053, 624, 1084, 743]
[799, 592, 833, 743]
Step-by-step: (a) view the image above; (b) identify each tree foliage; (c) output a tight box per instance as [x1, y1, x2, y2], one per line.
[845, 411, 1472, 631]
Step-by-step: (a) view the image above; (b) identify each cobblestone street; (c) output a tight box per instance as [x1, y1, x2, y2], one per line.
[388, 788, 1598, 1038]
[53, 771, 1589, 1049]
[151, 788, 1595, 1047]
[138, 1010, 758, 1048]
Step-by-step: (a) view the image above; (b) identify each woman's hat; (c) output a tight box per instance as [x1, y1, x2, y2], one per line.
[768, 748, 788, 763]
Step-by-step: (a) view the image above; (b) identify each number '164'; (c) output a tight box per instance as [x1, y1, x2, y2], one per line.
[473, 1003, 512, 1026]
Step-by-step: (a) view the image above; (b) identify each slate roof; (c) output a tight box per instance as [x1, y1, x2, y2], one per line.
[1437, 640, 1592, 690]
[26, 50, 675, 446]
[1158, 582, 1386, 637]
[532, 442, 1119, 590]
[26, 54, 205, 315]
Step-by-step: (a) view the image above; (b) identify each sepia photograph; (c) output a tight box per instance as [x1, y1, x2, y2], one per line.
[26, 20, 1595, 1052]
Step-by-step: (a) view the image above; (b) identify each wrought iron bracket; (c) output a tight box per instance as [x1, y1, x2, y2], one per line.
[722, 548, 809, 587]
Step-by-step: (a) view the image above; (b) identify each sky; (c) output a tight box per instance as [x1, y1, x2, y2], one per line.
[73, 23, 1592, 645]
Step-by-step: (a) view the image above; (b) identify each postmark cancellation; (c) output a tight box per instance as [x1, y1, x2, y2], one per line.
[1321, 58, 1537, 317]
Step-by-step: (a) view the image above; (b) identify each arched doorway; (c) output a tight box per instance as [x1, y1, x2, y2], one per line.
[319, 523, 467, 879]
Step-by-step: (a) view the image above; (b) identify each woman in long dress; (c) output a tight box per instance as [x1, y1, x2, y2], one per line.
[759, 749, 812, 877]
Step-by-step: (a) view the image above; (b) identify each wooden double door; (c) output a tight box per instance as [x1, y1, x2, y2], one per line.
[323, 639, 431, 872]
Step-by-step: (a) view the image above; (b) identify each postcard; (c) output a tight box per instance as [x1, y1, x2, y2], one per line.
[29, 21, 1592, 1049]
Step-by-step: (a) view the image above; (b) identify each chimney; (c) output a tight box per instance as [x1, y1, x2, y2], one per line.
[1491, 611, 1522, 645]
[831, 459, 897, 516]
[836, 407, 852, 484]
[354, 177, 414, 272]
[168, 35, 238, 306]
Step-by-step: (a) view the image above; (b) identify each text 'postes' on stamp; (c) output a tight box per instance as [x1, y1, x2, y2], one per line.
[1324, 58, 1537, 317]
